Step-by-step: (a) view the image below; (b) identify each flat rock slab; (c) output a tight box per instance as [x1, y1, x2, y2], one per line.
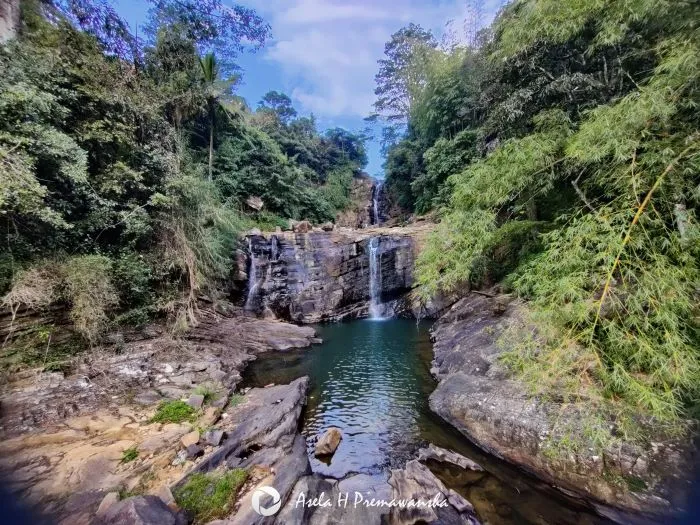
[100, 495, 180, 525]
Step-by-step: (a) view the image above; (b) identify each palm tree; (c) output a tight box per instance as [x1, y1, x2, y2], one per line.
[199, 53, 219, 180]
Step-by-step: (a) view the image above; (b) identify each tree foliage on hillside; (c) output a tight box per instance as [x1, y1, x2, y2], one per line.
[0, 0, 366, 343]
[379, 0, 699, 437]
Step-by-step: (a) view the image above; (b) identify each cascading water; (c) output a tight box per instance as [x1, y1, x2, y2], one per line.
[244, 238, 259, 311]
[372, 181, 382, 225]
[368, 236, 384, 319]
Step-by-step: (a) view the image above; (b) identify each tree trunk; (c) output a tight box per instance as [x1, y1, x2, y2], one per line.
[208, 122, 214, 181]
[208, 104, 214, 181]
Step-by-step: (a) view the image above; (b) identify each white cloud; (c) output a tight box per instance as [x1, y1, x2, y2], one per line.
[243, 0, 502, 119]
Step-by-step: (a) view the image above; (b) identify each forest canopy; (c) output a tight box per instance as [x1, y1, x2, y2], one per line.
[375, 0, 699, 438]
[0, 0, 366, 338]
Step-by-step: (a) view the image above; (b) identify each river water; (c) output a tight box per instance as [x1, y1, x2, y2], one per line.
[242, 319, 610, 524]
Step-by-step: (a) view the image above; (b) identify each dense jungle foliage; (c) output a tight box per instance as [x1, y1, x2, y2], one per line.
[376, 0, 699, 439]
[0, 0, 366, 340]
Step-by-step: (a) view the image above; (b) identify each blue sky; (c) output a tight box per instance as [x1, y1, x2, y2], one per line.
[114, 1, 501, 177]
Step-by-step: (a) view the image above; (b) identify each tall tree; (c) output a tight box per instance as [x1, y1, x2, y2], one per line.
[199, 53, 219, 180]
[147, 0, 271, 75]
[372, 23, 437, 124]
[258, 91, 297, 125]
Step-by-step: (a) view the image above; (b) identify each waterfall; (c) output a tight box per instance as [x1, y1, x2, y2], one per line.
[368, 236, 384, 319]
[372, 182, 382, 225]
[244, 238, 259, 311]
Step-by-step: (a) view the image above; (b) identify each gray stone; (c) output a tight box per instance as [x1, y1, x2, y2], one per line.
[314, 427, 342, 457]
[211, 395, 228, 408]
[186, 394, 204, 409]
[184, 444, 203, 459]
[96, 492, 120, 517]
[203, 429, 224, 446]
[101, 495, 178, 525]
[171, 450, 187, 466]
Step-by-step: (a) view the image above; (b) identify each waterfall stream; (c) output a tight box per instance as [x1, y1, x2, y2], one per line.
[372, 181, 382, 225]
[244, 238, 259, 311]
[368, 236, 384, 319]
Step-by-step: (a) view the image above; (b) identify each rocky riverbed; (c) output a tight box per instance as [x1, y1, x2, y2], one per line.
[0, 305, 318, 522]
[0, 227, 696, 524]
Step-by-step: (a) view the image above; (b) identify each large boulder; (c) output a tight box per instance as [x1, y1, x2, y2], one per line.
[429, 293, 695, 521]
[314, 427, 342, 457]
[246, 196, 264, 211]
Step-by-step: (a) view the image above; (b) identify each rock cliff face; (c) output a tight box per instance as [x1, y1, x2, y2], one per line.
[239, 230, 416, 323]
[429, 293, 695, 522]
[335, 175, 374, 228]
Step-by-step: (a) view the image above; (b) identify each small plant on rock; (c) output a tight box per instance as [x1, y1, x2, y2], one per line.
[174, 469, 248, 523]
[151, 400, 196, 423]
[228, 394, 245, 408]
[121, 446, 139, 463]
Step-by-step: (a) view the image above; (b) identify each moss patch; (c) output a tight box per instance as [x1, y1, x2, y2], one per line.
[174, 470, 248, 523]
[150, 400, 196, 423]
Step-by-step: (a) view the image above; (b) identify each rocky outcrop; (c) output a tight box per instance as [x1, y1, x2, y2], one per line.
[429, 293, 695, 522]
[387, 459, 480, 525]
[335, 174, 374, 228]
[0, 306, 318, 523]
[0, 0, 20, 43]
[240, 230, 417, 323]
[98, 495, 183, 525]
[0, 306, 316, 436]
[175, 377, 312, 525]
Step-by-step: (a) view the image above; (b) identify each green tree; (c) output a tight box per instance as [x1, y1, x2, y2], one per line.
[258, 91, 297, 125]
[414, 0, 700, 435]
[373, 23, 438, 124]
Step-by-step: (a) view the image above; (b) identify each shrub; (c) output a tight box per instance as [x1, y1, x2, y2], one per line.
[112, 252, 153, 309]
[63, 255, 118, 344]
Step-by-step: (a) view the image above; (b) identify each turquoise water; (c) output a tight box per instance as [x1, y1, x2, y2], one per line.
[243, 319, 435, 477]
[242, 319, 610, 524]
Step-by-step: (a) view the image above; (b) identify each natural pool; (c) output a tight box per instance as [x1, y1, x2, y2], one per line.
[242, 319, 610, 524]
